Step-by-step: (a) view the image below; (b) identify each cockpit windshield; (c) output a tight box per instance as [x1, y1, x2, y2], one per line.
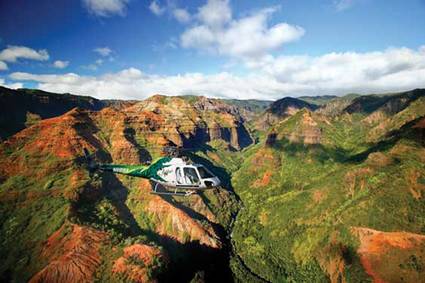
[197, 166, 214, 179]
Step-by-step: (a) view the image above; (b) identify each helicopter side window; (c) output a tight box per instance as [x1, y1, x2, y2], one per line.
[197, 166, 214, 179]
[183, 167, 200, 185]
[176, 168, 183, 184]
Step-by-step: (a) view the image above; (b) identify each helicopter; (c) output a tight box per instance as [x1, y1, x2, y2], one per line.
[83, 147, 221, 196]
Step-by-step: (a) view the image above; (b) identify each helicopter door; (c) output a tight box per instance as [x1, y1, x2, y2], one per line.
[176, 167, 183, 184]
[183, 167, 200, 185]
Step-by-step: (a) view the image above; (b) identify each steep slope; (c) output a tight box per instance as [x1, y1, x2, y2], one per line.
[344, 88, 425, 115]
[0, 87, 107, 140]
[0, 100, 240, 282]
[230, 91, 425, 282]
[29, 225, 108, 283]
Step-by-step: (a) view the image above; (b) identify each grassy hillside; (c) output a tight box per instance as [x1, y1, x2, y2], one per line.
[230, 91, 425, 282]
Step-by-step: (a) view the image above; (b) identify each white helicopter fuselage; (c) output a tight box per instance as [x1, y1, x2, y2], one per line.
[154, 158, 221, 190]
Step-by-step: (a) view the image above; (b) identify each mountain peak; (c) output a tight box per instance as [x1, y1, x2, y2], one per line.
[268, 97, 318, 117]
[255, 97, 317, 130]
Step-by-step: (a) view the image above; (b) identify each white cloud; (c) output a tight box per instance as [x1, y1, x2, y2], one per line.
[0, 45, 49, 63]
[149, 1, 191, 24]
[94, 47, 112, 56]
[82, 0, 129, 17]
[149, 0, 165, 16]
[53, 60, 69, 69]
[257, 47, 425, 89]
[197, 0, 231, 28]
[0, 78, 23, 89]
[181, 3, 304, 59]
[0, 61, 7, 71]
[9, 46, 425, 100]
[173, 8, 191, 23]
[181, 25, 216, 50]
[9, 69, 274, 100]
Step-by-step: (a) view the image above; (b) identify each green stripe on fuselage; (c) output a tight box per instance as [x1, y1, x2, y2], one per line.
[99, 157, 172, 181]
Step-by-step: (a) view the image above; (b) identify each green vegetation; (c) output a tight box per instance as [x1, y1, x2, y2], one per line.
[229, 92, 425, 282]
[0, 150, 73, 281]
[0, 188, 69, 281]
[0, 87, 424, 282]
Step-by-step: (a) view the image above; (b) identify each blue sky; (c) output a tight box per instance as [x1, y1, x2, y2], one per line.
[0, 0, 424, 100]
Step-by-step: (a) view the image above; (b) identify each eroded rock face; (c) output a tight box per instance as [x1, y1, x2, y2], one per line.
[189, 194, 217, 223]
[146, 197, 221, 248]
[122, 95, 252, 150]
[30, 224, 107, 283]
[276, 110, 322, 145]
[112, 244, 167, 283]
[352, 227, 425, 283]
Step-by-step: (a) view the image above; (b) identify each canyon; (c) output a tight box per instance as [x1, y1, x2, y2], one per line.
[0, 87, 424, 282]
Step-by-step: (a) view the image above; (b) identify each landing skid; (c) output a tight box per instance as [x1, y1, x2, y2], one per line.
[151, 183, 196, 196]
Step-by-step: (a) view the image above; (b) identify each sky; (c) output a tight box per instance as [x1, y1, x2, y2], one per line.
[0, 0, 424, 100]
